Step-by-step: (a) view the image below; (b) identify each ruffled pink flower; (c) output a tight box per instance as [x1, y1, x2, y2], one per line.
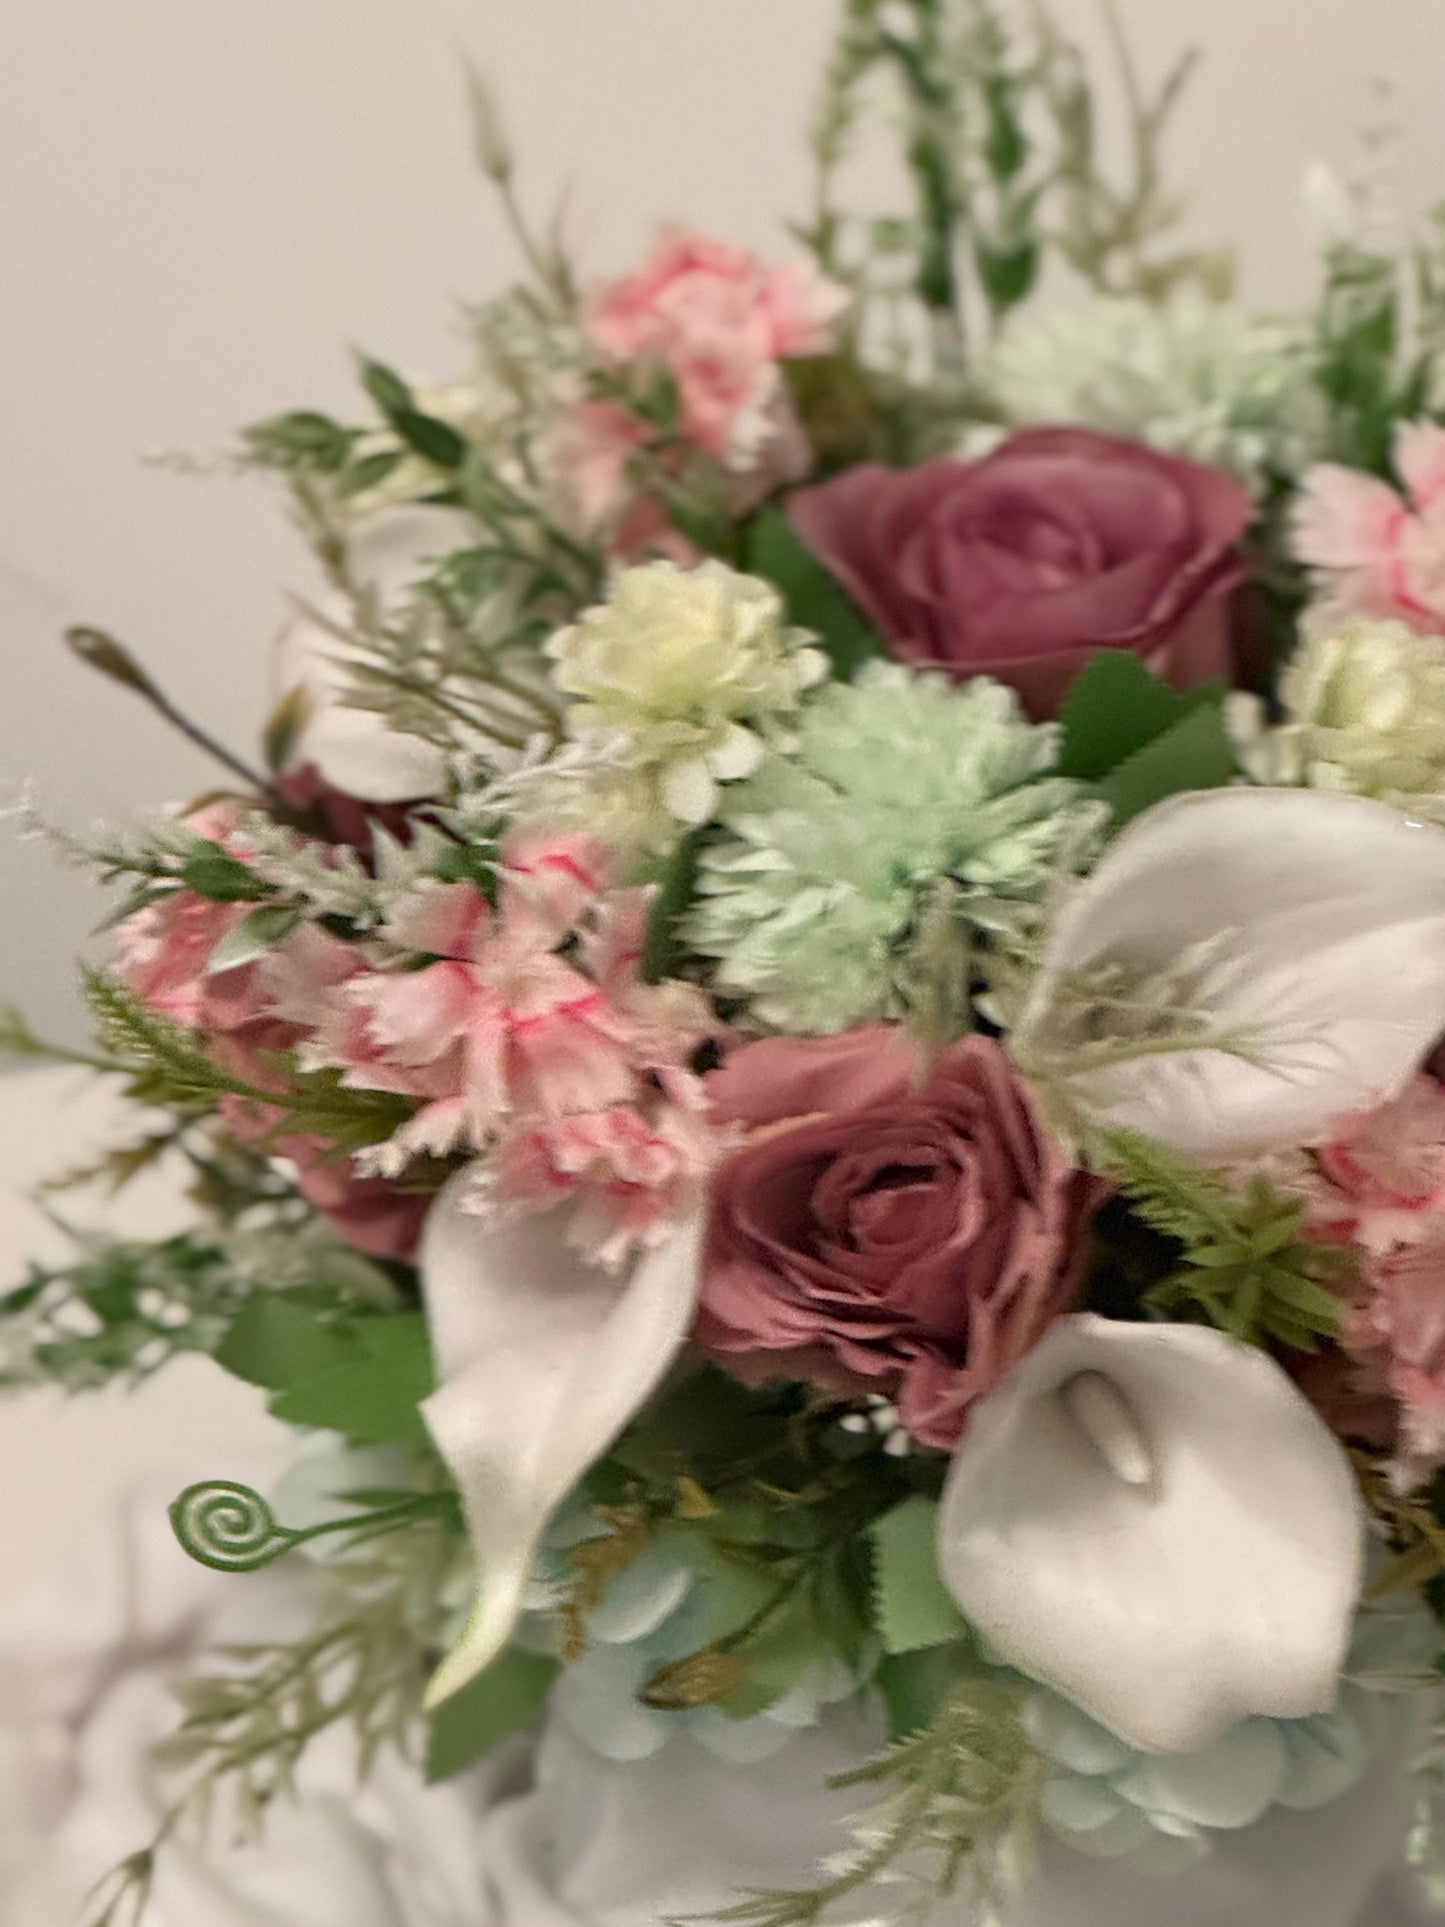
[496, 1102, 717, 1269]
[545, 399, 703, 566]
[584, 227, 845, 467]
[324, 855, 719, 1212]
[1310, 1077, 1445, 1250]
[1295, 421, 1445, 633]
[1349, 1238, 1445, 1484]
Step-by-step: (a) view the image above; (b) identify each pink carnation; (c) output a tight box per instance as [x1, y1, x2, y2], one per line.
[1294, 421, 1445, 633]
[496, 1102, 717, 1270]
[584, 227, 845, 467]
[307, 836, 722, 1262]
[1275, 1077, 1445, 1483]
[696, 1026, 1102, 1449]
[1350, 1239, 1445, 1485]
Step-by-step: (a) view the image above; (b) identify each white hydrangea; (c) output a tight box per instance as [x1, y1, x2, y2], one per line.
[545, 561, 826, 844]
[1243, 618, 1445, 816]
[687, 663, 1104, 1035]
[973, 295, 1325, 489]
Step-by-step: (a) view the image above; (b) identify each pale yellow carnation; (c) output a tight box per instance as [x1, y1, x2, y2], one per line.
[1265, 618, 1445, 814]
[546, 560, 826, 832]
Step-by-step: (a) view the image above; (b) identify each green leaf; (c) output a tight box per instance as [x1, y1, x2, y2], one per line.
[207, 904, 305, 974]
[875, 1643, 973, 1741]
[263, 685, 313, 776]
[1056, 651, 1195, 781]
[336, 448, 405, 499]
[269, 1315, 435, 1446]
[1096, 699, 1238, 825]
[181, 842, 273, 904]
[215, 1293, 363, 1394]
[640, 832, 703, 983]
[983, 81, 1029, 182]
[244, 411, 357, 474]
[391, 409, 469, 470]
[744, 506, 882, 680]
[717, 1592, 821, 1720]
[869, 1497, 970, 1655]
[975, 236, 1039, 318]
[359, 356, 414, 420]
[426, 1647, 559, 1782]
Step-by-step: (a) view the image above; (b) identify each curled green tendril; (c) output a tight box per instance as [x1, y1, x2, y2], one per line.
[169, 1478, 462, 1576]
[169, 1481, 299, 1573]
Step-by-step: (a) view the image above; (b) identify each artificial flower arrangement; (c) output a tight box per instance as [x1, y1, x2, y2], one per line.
[12, 1, 1445, 1920]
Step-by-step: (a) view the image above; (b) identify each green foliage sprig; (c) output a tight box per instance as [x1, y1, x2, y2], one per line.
[0, 1219, 400, 1396]
[80, 970, 417, 1155]
[697, 1673, 1038, 1927]
[1092, 1128, 1350, 1352]
[87, 1518, 459, 1927]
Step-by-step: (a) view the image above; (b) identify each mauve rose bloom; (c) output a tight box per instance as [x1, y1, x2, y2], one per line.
[695, 1026, 1102, 1448]
[788, 429, 1254, 717]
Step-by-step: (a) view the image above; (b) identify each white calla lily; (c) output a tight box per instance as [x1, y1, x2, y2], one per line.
[937, 1315, 1366, 1755]
[1016, 787, 1445, 1158]
[271, 507, 477, 804]
[274, 604, 449, 805]
[419, 1174, 702, 1708]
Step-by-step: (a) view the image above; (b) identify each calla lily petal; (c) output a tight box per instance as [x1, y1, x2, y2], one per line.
[1021, 787, 1445, 1158]
[419, 1173, 702, 1707]
[275, 606, 449, 805]
[937, 1315, 1366, 1755]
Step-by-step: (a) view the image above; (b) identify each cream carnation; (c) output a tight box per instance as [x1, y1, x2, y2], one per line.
[1266, 618, 1445, 812]
[545, 560, 826, 838]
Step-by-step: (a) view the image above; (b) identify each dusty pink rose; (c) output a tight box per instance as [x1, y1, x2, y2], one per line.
[695, 1025, 1101, 1448]
[1294, 421, 1445, 633]
[788, 429, 1253, 717]
[585, 228, 845, 466]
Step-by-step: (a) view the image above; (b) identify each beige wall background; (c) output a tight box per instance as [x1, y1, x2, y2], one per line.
[2, 0, 1445, 1042]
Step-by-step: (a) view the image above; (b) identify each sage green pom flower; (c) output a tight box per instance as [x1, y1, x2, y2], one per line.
[545, 560, 826, 843]
[1026, 1602, 1436, 1873]
[686, 664, 1104, 1035]
[975, 296, 1324, 491]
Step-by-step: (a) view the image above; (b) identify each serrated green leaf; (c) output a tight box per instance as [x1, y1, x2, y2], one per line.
[425, 1647, 558, 1782]
[269, 1315, 435, 1446]
[745, 506, 882, 680]
[869, 1497, 969, 1656]
[875, 1643, 972, 1741]
[1096, 699, 1238, 825]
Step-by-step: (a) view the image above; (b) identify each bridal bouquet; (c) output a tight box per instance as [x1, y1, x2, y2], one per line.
[13, 2, 1445, 1920]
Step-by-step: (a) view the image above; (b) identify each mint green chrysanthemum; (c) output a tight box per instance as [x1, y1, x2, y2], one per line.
[686, 664, 1104, 1035]
[974, 296, 1325, 491]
